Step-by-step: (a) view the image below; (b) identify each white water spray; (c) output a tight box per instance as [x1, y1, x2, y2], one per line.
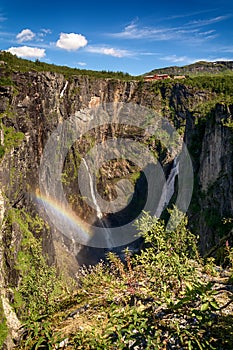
[155, 157, 179, 217]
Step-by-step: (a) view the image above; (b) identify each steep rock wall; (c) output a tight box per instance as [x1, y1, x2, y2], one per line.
[0, 70, 233, 346]
[194, 104, 233, 253]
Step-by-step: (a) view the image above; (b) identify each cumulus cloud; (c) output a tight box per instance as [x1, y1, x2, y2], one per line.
[7, 46, 45, 58]
[86, 46, 132, 57]
[16, 29, 35, 43]
[56, 33, 87, 51]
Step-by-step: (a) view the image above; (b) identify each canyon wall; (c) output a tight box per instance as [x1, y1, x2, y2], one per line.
[0, 69, 233, 346]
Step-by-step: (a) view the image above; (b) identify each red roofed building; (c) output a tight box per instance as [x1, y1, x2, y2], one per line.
[144, 74, 170, 81]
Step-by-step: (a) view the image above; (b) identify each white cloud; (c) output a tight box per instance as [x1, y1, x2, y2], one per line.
[56, 33, 87, 51]
[198, 56, 233, 62]
[41, 28, 52, 34]
[111, 23, 169, 40]
[162, 10, 217, 21]
[161, 55, 196, 64]
[77, 61, 87, 66]
[111, 23, 197, 41]
[39, 29, 52, 37]
[138, 52, 159, 56]
[188, 16, 229, 27]
[86, 46, 132, 57]
[7, 46, 45, 58]
[16, 29, 35, 43]
[210, 57, 233, 61]
[160, 54, 233, 65]
[110, 15, 228, 42]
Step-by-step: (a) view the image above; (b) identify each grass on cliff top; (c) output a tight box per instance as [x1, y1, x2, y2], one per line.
[0, 51, 138, 81]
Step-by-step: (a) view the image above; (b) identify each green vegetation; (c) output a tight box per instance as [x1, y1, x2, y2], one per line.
[0, 208, 78, 349]
[0, 76, 14, 86]
[149, 74, 233, 99]
[185, 75, 233, 95]
[5, 209, 69, 323]
[0, 298, 8, 347]
[15, 209, 233, 349]
[0, 51, 138, 81]
[2, 51, 233, 91]
[129, 170, 141, 185]
[223, 116, 233, 129]
[145, 60, 233, 77]
[0, 124, 24, 159]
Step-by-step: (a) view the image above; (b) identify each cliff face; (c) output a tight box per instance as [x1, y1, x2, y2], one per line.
[0, 68, 233, 346]
[193, 104, 233, 253]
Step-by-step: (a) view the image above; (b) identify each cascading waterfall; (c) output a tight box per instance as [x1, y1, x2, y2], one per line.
[81, 156, 179, 247]
[82, 158, 102, 220]
[60, 81, 68, 98]
[165, 157, 179, 206]
[155, 157, 179, 217]
[82, 158, 114, 248]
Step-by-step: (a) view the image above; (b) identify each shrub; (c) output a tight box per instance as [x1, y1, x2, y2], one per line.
[16, 210, 233, 349]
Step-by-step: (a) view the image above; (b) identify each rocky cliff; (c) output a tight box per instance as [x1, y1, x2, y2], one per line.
[0, 55, 233, 347]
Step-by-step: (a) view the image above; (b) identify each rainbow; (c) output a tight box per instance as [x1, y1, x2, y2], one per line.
[33, 191, 93, 244]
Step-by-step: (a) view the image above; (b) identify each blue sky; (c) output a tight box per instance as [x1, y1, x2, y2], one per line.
[0, 0, 233, 75]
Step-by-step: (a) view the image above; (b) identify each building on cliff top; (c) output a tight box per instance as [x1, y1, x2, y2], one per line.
[144, 74, 186, 81]
[144, 74, 171, 81]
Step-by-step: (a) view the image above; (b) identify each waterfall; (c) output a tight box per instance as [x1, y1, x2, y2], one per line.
[165, 157, 179, 206]
[155, 157, 179, 217]
[82, 158, 102, 219]
[82, 159, 114, 248]
[60, 81, 68, 98]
